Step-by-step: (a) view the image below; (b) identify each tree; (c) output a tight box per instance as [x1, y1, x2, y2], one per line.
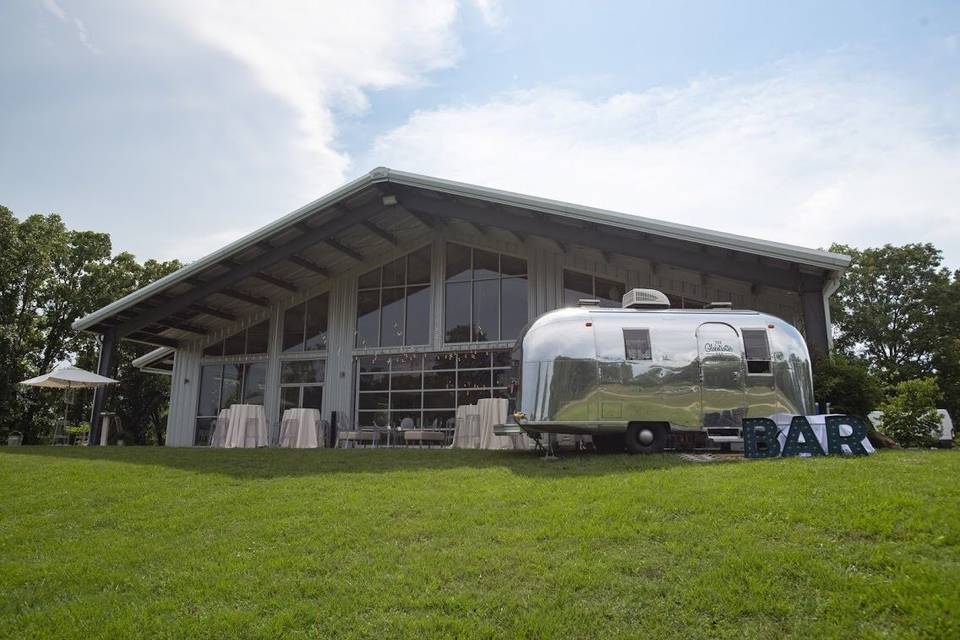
[829, 243, 951, 384]
[0, 205, 180, 443]
[930, 271, 960, 423]
[75, 257, 182, 444]
[875, 378, 942, 448]
[812, 352, 883, 417]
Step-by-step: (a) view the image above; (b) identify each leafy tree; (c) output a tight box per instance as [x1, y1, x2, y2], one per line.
[812, 352, 883, 417]
[829, 243, 951, 384]
[930, 271, 960, 423]
[875, 378, 942, 448]
[0, 205, 179, 443]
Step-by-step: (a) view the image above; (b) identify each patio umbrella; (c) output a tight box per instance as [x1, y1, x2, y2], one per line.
[19, 366, 118, 443]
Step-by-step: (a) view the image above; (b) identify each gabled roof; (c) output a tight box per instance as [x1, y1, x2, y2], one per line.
[73, 167, 850, 342]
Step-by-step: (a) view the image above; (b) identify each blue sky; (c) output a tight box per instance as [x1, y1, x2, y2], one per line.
[1, 1, 958, 267]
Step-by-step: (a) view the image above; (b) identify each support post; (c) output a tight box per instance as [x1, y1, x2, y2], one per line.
[800, 284, 829, 364]
[88, 329, 116, 446]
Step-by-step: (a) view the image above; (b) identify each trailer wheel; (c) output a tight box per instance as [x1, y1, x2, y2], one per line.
[625, 423, 667, 454]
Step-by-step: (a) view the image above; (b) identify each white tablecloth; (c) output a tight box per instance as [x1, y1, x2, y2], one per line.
[478, 398, 528, 450]
[278, 408, 325, 448]
[210, 409, 231, 448]
[452, 404, 481, 448]
[771, 413, 875, 455]
[213, 404, 268, 448]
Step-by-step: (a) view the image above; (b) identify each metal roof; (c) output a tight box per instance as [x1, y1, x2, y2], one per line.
[73, 167, 850, 333]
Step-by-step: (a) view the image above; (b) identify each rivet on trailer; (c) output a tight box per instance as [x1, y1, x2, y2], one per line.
[502, 289, 814, 454]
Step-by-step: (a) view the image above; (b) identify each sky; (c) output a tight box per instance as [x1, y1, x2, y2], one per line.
[1, 0, 959, 269]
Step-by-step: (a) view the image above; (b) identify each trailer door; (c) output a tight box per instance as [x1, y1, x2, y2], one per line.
[696, 322, 747, 428]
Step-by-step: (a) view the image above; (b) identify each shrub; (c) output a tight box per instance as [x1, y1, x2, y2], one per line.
[876, 378, 942, 448]
[813, 353, 883, 416]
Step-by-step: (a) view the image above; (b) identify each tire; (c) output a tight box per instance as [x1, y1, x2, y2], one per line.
[625, 423, 667, 454]
[592, 433, 623, 453]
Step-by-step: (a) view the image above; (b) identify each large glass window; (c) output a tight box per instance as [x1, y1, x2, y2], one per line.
[279, 359, 325, 420]
[444, 243, 528, 343]
[194, 361, 268, 445]
[355, 350, 512, 430]
[563, 270, 624, 308]
[283, 292, 329, 353]
[355, 246, 432, 348]
[203, 320, 270, 357]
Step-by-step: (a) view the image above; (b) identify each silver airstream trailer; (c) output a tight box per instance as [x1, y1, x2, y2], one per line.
[509, 289, 814, 453]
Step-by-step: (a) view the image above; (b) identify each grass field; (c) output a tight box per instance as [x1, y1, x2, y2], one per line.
[1, 447, 958, 639]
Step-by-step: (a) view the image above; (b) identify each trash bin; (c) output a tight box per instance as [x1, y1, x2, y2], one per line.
[7, 431, 23, 446]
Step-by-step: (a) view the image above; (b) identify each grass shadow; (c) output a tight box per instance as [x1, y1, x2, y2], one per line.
[0, 445, 690, 480]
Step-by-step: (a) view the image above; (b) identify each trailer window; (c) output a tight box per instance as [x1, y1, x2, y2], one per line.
[743, 329, 771, 374]
[623, 329, 652, 361]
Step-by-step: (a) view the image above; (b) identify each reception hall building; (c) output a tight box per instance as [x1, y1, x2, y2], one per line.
[73, 168, 850, 445]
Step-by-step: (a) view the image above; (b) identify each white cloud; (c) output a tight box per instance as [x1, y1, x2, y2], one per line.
[471, 0, 506, 28]
[41, 0, 99, 53]
[41, 0, 67, 21]
[366, 60, 960, 266]
[153, 0, 463, 187]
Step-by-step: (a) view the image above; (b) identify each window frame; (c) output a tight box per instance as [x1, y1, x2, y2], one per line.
[354, 350, 512, 429]
[281, 290, 331, 354]
[193, 360, 269, 445]
[202, 319, 271, 359]
[355, 244, 433, 349]
[623, 328, 653, 361]
[277, 358, 326, 422]
[741, 327, 773, 375]
[562, 268, 626, 309]
[443, 241, 529, 345]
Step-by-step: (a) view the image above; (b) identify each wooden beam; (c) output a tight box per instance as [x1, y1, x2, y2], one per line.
[216, 288, 271, 308]
[286, 255, 330, 277]
[396, 204, 436, 229]
[395, 186, 821, 292]
[324, 239, 365, 262]
[151, 321, 207, 336]
[250, 271, 298, 293]
[188, 304, 236, 322]
[112, 200, 382, 337]
[361, 220, 398, 246]
[126, 332, 179, 348]
[221, 259, 298, 293]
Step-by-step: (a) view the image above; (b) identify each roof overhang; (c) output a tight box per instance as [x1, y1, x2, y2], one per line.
[73, 167, 851, 345]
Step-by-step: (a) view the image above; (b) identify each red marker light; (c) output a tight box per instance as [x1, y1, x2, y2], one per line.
[585, 322, 592, 327]
[768, 324, 775, 329]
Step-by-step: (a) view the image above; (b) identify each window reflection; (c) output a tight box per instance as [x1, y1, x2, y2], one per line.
[284, 293, 328, 353]
[563, 270, 624, 308]
[356, 349, 513, 429]
[355, 246, 432, 348]
[444, 243, 528, 343]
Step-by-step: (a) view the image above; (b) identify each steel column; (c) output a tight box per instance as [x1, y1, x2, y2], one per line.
[88, 329, 116, 446]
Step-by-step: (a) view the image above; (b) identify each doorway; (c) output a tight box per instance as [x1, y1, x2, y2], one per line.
[696, 322, 747, 428]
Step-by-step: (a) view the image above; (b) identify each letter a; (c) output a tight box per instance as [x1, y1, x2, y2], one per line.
[781, 416, 825, 457]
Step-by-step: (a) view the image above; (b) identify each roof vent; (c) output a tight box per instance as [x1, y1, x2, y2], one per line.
[705, 301, 733, 309]
[577, 298, 601, 307]
[622, 288, 670, 310]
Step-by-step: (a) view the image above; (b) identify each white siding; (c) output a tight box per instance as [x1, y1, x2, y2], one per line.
[163, 226, 804, 445]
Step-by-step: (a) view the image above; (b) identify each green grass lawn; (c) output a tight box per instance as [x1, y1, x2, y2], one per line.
[1, 447, 958, 639]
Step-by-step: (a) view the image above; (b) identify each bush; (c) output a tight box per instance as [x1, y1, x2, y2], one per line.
[813, 353, 883, 416]
[876, 378, 942, 448]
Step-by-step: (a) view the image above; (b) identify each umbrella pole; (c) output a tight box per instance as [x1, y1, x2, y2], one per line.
[62, 385, 69, 445]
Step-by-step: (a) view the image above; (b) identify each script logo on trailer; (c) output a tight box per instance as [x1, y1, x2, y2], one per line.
[742, 415, 873, 458]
